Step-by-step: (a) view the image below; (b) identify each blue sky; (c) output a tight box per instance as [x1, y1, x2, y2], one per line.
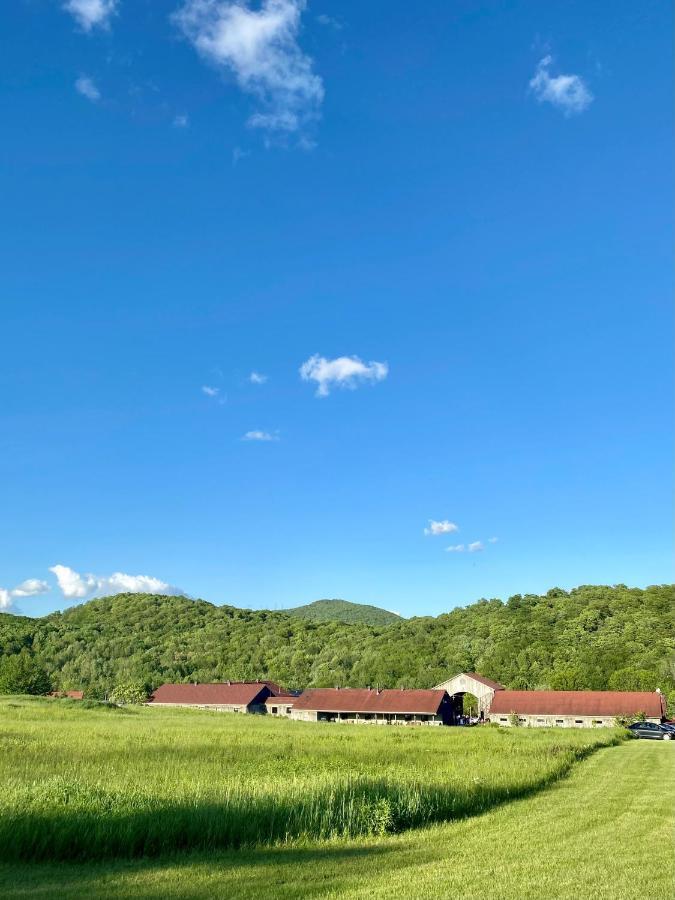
[1, 1, 672, 619]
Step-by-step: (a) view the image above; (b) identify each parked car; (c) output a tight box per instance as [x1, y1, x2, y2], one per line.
[627, 722, 673, 741]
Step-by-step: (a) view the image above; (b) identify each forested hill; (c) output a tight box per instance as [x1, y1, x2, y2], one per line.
[0, 585, 673, 706]
[281, 599, 401, 626]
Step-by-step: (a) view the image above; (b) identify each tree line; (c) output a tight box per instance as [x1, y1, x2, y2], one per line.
[0, 584, 673, 712]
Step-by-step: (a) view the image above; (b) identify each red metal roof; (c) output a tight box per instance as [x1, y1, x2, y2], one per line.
[49, 690, 84, 700]
[292, 688, 448, 715]
[265, 695, 297, 705]
[149, 682, 278, 706]
[490, 690, 666, 718]
[463, 673, 504, 691]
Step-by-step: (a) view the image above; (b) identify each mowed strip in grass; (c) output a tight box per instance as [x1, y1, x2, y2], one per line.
[2, 737, 672, 898]
[1, 697, 622, 861]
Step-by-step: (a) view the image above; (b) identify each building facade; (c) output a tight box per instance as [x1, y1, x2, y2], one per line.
[149, 681, 283, 713]
[433, 672, 504, 721]
[289, 687, 453, 725]
[488, 689, 666, 727]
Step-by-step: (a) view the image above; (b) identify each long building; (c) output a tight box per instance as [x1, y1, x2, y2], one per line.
[289, 687, 453, 725]
[488, 689, 666, 728]
[149, 681, 283, 714]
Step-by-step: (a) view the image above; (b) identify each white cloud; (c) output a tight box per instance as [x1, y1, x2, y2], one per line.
[64, 0, 117, 32]
[468, 541, 484, 553]
[488, 536, 499, 544]
[0, 589, 12, 611]
[529, 56, 593, 116]
[201, 385, 220, 397]
[242, 430, 278, 441]
[10, 579, 50, 598]
[75, 75, 101, 102]
[173, 114, 190, 128]
[173, 0, 323, 135]
[299, 354, 388, 397]
[424, 519, 459, 536]
[446, 544, 465, 553]
[49, 565, 183, 601]
[249, 371, 268, 384]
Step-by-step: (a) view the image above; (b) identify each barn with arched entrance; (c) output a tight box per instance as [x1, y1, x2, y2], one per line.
[433, 672, 504, 723]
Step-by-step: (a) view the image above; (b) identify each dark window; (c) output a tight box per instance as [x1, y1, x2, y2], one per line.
[271, 707, 278, 714]
[555, 720, 564, 725]
[286, 707, 292, 714]
[575, 720, 583, 724]
[499, 717, 507, 722]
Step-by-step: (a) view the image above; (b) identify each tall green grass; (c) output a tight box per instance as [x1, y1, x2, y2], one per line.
[0, 696, 624, 861]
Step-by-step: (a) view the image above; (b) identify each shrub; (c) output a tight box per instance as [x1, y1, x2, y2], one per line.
[0, 652, 51, 695]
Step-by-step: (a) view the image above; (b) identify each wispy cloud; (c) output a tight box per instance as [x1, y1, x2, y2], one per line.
[64, 0, 117, 32]
[75, 75, 101, 102]
[201, 385, 220, 397]
[529, 55, 593, 116]
[242, 429, 278, 441]
[249, 371, 268, 384]
[446, 540, 485, 554]
[316, 13, 341, 30]
[488, 536, 499, 544]
[173, 0, 323, 136]
[173, 114, 190, 128]
[300, 354, 388, 397]
[49, 564, 183, 601]
[424, 520, 459, 536]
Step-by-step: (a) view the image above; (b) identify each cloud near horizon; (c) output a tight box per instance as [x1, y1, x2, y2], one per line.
[64, 0, 117, 31]
[300, 354, 388, 397]
[173, 0, 323, 136]
[49, 565, 184, 601]
[529, 55, 593, 116]
[0, 577, 51, 613]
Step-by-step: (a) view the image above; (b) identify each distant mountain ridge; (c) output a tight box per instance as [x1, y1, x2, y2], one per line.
[280, 599, 401, 626]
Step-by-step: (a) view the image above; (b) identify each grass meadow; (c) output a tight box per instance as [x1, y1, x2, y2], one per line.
[0, 696, 624, 863]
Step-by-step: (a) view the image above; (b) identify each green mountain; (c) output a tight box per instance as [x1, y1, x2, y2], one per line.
[280, 599, 401, 626]
[0, 585, 673, 709]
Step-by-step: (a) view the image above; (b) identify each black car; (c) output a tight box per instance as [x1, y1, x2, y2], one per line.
[627, 722, 673, 741]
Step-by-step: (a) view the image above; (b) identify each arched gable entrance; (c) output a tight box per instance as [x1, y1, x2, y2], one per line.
[433, 672, 504, 724]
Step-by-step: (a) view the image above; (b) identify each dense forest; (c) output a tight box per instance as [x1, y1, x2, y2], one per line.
[0, 584, 673, 710]
[281, 599, 402, 626]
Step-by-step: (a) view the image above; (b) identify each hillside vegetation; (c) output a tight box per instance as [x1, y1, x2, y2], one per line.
[0, 584, 673, 702]
[281, 599, 401, 626]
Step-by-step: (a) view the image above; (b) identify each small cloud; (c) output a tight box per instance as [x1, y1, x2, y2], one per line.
[468, 541, 484, 553]
[300, 354, 388, 397]
[0, 589, 13, 611]
[249, 371, 268, 384]
[10, 579, 50, 598]
[75, 75, 101, 102]
[64, 0, 117, 32]
[488, 536, 499, 544]
[173, 0, 323, 139]
[316, 13, 342, 29]
[446, 544, 465, 553]
[529, 55, 593, 116]
[242, 430, 278, 441]
[173, 114, 190, 128]
[201, 385, 220, 397]
[49, 564, 183, 601]
[424, 519, 459, 537]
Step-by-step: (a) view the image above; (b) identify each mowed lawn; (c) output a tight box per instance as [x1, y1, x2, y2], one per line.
[1, 699, 672, 898]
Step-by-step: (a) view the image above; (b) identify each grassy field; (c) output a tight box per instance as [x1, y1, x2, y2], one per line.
[0, 696, 624, 863]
